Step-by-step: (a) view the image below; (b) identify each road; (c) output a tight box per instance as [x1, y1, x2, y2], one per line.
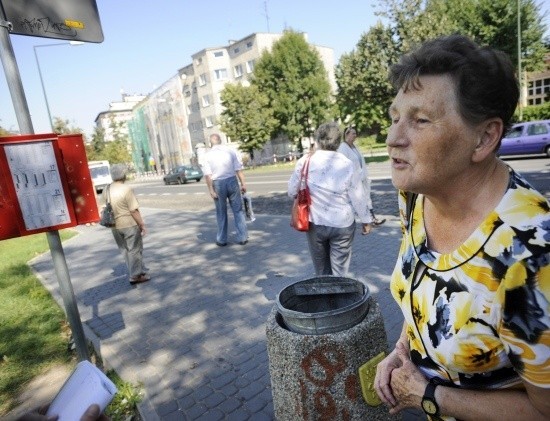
[130, 156, 550, 216]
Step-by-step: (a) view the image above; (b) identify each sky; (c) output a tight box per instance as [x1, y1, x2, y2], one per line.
[0, 0, 383, 138]
[0, 0, 548, 138]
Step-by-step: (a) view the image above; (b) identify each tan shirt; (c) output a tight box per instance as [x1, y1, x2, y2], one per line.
[103, 181, 139, 229]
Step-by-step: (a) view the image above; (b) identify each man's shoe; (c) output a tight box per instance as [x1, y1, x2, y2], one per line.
[130, 274, 151, 285]
[373, 218, 386, 226]
[238, 240, 248, 245]
[216, 242, 227, 247]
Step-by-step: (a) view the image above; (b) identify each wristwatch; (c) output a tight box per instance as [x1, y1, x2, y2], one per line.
[421, 381, 440, 417]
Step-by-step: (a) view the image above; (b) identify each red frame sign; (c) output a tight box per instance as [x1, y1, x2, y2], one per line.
[0, 133, 99, 240]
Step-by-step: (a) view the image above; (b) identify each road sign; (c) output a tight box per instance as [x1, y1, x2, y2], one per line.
[0, 0, 104, 43]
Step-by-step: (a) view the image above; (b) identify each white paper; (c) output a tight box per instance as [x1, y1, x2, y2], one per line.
[46, 360, 117, 420]
[5, 141, 71, 230]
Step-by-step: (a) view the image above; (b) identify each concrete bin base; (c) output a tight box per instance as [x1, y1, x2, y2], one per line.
[266, 296, 398, 420]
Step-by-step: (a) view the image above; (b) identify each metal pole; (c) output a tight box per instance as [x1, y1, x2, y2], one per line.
[33, 46, 55, 131]
[0, 23, 90, 361]
[517, 0, 523, 121]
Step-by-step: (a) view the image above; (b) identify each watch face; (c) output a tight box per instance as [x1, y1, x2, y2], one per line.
[422, 398, 438, 415]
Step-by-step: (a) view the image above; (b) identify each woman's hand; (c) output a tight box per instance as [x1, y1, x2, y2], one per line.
[374, 345, 403, 407]
[387, 341, 429, 414]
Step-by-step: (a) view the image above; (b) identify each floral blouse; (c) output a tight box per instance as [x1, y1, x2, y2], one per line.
[390, 170, 550, 396]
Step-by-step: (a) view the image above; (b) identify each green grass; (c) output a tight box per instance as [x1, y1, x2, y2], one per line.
[0, 231, 143, 419]
[0, 230, 78, 414]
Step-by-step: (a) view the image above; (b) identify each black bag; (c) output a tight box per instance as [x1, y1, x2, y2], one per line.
[99, 185, 116, 227]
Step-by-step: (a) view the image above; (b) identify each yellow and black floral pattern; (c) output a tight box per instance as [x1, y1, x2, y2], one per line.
[391, 170, 550, 393]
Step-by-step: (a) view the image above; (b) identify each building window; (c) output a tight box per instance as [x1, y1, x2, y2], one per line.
[214, 51, 224, 57]
[234, 64, 243, 78]
[246, 41, 253, 48]
[205, 116, 214, 127]
[246, 60, 255, 73]
[199, 73, 207, 86]
[202, 95, 211, 107]
[184, 90, 191, 97]
[214, 68, 228, 80]
[195, 57, 202, 66]
[234, 47, 240, 54]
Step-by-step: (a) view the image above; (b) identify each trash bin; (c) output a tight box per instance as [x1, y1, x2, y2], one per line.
[266, 276, 398, 420]
[276, 276, 370, 335]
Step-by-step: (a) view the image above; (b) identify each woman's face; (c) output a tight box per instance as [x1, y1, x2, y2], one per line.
[345, 129, 357, 143]
[386, 74, 480, 194]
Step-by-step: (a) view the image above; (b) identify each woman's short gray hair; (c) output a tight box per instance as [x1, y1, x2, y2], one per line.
[315, 122, 341, 151]
[110, 163, 128, 181]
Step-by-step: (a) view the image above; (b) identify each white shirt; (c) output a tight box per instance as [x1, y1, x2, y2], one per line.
[337, 142, 367, 179]
[201, 144, 243, 180]
[288, 150, 372, 227]
[337, 141, 373, 209]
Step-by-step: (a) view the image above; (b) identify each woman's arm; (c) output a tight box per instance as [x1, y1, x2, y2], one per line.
[287, 159, 304, 197]
[374, 323, 409, 406]
[387, 342, 550, 420]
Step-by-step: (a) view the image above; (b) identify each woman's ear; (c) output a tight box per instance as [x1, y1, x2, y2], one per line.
[472, 119, 503, 162]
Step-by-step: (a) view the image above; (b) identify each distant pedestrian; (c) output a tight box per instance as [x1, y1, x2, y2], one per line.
[288, 122, 372, 276]
[338, 126, 386, 226]
[103, 164, 150, 285]
[202, 134, 248, 246]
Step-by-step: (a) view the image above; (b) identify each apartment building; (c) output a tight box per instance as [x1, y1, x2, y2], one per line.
[123, 32, 334, 172]
[95, 93, 146, 143]
[526, 52, 550, 106]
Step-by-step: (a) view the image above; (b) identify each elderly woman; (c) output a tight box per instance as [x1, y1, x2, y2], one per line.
[104, 164, 150, 285]
[374, 35, 550, 420]
[338, 126, 386, 226]
[288, 122, 372, 276]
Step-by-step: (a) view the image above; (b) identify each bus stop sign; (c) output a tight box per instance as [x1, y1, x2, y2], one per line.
[0, 0, 104, 43]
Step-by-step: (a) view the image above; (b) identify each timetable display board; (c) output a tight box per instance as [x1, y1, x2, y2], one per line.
[5, 140, 72, 230]
[0, 133, 99, 241]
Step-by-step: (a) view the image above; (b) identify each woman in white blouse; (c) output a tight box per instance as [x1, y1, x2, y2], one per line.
[288, 122, 373, 276]
[338, 126, 386, 226]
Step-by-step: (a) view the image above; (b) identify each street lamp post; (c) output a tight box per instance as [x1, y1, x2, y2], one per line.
[33, 41, 83, 131]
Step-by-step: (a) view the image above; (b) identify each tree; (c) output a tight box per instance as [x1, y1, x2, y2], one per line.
[0, 126, 12, 136]
[337, 0, 548, 137]
[85, 126, 106, 161]
[219, 82, 277, 157]
[335, 22, 400, 139]
[377, 0, 547, 71]
[85, 119, 131, 164]
[252, 30, 334, 151]
[52, 117, 86, 140]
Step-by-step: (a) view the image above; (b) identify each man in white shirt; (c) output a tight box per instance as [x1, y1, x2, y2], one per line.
[202, 134, 248, 246]
[338, 126, 386, 226]
[288, 122, 373, 276]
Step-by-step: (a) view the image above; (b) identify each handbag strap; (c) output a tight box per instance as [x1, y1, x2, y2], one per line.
[301, 154, 311, 185]
[105, 184, 111, 204]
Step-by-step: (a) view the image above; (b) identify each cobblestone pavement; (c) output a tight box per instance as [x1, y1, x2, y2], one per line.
[28, 162, 547, 421]
[30, 200, 411, 420]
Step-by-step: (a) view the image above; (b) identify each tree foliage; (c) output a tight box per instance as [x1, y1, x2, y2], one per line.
[85, 119, 131, 164]
[252, 30, 334, 151]
[336, 0, 548, 138]
[52, 117, 86, 139]
[335, 22, 399, 139]
[220, 82, 277, 156]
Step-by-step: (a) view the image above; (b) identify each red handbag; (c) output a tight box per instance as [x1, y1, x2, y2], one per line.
[290, 155, 311, 231]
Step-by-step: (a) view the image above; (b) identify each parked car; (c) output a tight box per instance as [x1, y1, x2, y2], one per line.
[498, 119, 550, 157]
[163, 165, 203, 185]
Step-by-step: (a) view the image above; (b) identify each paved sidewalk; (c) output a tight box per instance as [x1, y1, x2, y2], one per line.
[30, 208, 411, 420]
